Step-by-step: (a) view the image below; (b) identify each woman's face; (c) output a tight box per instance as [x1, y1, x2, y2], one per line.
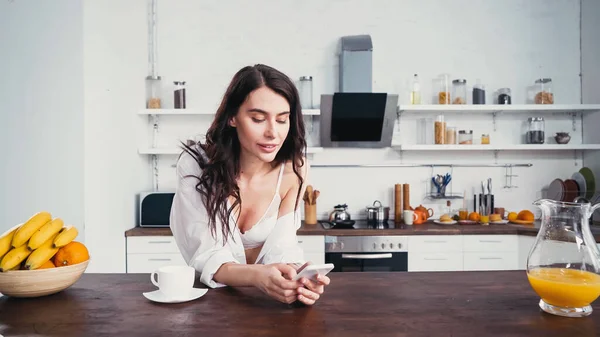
[229, 86, 291, 163]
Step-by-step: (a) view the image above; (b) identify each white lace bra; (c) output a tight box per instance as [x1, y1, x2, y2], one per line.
[235, 163, 285, 250]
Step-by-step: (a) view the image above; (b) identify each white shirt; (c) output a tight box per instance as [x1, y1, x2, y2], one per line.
[169, 148, 306, 288]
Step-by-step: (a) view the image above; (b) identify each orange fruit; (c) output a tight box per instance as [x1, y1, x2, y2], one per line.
[507, 212, 518, 221]
[53, 241, 90, 267]
[38, 260, 55, 269]
[517, 210, 534, 222]
[468, 212, 480, 222]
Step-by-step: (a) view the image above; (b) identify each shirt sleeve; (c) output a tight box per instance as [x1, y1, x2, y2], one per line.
[169, 149, 242, 288]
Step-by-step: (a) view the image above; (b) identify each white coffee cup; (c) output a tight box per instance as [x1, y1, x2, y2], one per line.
[151, 265, 195, 299]
[403, 210, 417, 225]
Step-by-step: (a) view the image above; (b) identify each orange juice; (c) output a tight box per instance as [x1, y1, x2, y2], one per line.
[459, 209, 468, 220]
[527, 268, 600, 308]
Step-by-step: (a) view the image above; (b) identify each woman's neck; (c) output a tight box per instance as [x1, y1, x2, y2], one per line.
[238, 150, 273, 179]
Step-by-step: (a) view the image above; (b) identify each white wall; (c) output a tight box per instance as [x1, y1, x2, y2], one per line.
[83, 0, 150, 272]
[148, 0, 583, 222]
[0, 1, 84, 239]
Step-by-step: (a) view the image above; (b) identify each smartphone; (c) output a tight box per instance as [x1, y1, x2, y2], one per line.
[293, 263, 334, 282]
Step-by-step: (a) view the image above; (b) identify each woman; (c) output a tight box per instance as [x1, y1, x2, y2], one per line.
[170, 64, 330, 306]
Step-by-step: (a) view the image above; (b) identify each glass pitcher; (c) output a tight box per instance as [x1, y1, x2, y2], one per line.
[527, 199, 600, 317]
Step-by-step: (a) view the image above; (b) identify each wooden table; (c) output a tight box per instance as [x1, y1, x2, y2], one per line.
[0, 272, 598, 336]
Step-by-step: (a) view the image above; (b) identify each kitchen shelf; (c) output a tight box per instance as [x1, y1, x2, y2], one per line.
[395, 144, 600, 151]
[397, 104, 600, 115]
[138, 108, 321, 116]
[139, 147, 324, 155]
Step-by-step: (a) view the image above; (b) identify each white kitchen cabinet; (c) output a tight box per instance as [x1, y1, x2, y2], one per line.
[463, 235, 517, 253]
[463, 252, 518, 271]
[126, 236, 185, 273]
[518, 236, 536, 270]
[408, 252, 463, 272]
[408, 235, 463, 253]
[126, 235, 325, 273]
[297, 235, 325, 264]
[127, 253, 187, 273]
[462, 235, 518, 271]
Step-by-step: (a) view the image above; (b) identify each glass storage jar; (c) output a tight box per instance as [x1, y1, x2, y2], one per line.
[434, 115, 446, 144]
[534, 78, 554, 104]
[436, 74, 451, 104]
[299, 76, 313, 109]
[481, 134, 490, 145]
[473, 79, 486, 104]
[526, 117, 545, 144]
[452, 79, 467, 104]
[445, 126, 457, 144]
[146, 75, 162, 109]
[174, 81, 186, 109]
[458, 130, 473, 144]
[498, 88, 512, 104]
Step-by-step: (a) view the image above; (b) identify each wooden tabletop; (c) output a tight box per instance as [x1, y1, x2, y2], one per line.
[0, 272, 598, 336]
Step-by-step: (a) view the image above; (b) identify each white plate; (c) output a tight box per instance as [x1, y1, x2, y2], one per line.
[434, 220, 457, 225]
[490, 219, 509, 224]
[143, 288, 208, 304]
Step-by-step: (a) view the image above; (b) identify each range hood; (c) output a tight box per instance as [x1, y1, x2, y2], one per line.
[318, 34, 397, 148]
[319, 93, 398, 148]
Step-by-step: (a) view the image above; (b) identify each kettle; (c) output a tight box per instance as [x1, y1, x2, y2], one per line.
[329, 204, 351, 222]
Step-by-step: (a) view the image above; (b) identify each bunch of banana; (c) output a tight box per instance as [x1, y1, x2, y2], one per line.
[53, 225, 78, 248]
[23, 232, 61, 270]
[0, 223, 22, 260]
[28, 218, 64, 250]
[0, 244, 31, 272]
[11, 211, 52, 248]
[0, 211, 52, 271]
[0, 211, 81, 271]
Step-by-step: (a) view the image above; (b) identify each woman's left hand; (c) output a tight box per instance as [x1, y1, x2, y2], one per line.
[296, 274, 330, 305]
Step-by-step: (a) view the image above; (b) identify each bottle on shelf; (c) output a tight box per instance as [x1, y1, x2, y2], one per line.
[473, 79, 486, 104]
[146, 75, 162, 109]
[410, 74, 421, 105]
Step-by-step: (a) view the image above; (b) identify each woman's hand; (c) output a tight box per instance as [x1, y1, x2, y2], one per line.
[255, 263, 302, 304]
[296, 274, 330, 305]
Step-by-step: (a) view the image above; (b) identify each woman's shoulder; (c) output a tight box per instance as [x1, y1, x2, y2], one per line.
[176, 144, 207, 178]
[280, 156, 309, 188]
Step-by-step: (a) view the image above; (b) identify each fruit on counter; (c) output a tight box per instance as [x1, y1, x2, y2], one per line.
[452, 214, 460, 221]
[27, 218, 64, 250]
[53, 225, 79, 248]
[517, 210, 535, 222]
[0, 211, 87, 271]
[38, 260, 56, 269]
[11, 211, 52, 248]
[0, 223, 22, 260]
[0, 244, 32, 272]
[439, 214, 453, 222]
[490, 214, 502, 222]
[53, 241, 90, 267]
[468, 212, 480, 222]
[507, 212, 518, 222]
[23, 232, 61, 270]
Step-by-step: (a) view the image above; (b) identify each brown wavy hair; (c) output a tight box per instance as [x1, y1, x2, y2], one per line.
[180, 64, 307, 244]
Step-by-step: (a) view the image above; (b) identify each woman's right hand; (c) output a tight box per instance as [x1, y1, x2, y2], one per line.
[255, 263, 301, 304]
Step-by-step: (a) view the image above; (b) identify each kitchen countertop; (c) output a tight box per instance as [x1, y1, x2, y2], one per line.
[0, 272, 598, 336]
[125, 220, 600, 243]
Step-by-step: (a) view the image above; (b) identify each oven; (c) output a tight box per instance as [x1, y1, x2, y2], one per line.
[325, 236, 408, 272]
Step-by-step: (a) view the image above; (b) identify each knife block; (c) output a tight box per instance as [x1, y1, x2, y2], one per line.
[304, 202, 317, 225]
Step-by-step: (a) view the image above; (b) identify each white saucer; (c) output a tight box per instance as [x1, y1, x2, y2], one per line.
[490, 219, 509, 224]
[143, 288, 208, 304]
[434, 220, 457, 225]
